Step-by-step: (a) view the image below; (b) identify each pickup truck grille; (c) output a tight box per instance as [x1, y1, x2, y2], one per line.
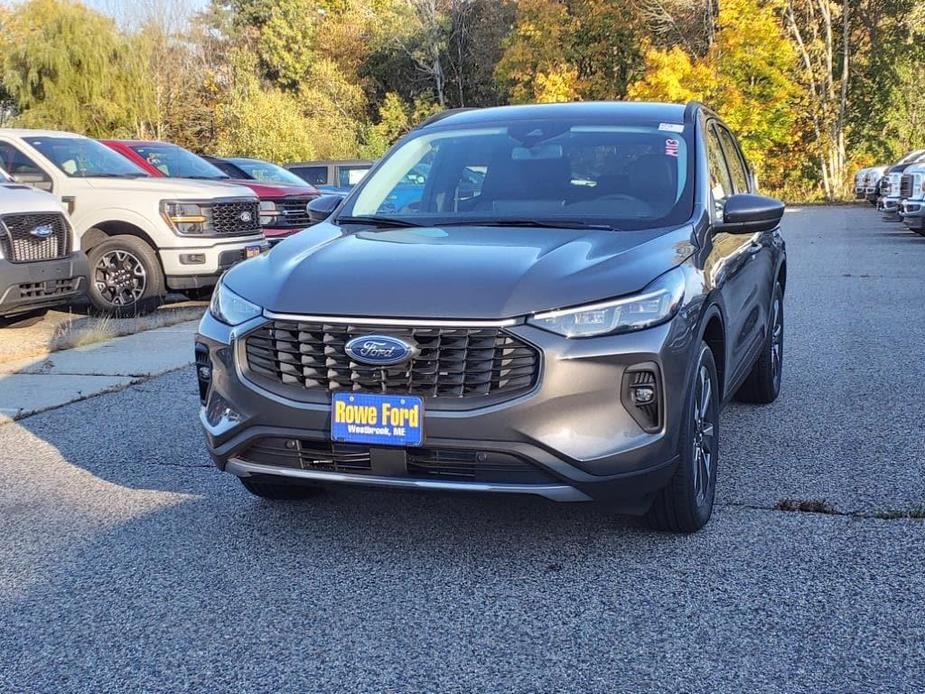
[0, 212, 69, 263]
[273, 197, 315, 228]
[210, 200, 261, 235]
[244, 320, 540, 400]
[900, 174, 914, 199]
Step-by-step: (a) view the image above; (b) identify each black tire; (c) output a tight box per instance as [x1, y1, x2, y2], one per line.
[646, 341, 719, 533]
[86, 234, 165, 318]
[736, 283, 783, 404]
[240, 477, 323, 500]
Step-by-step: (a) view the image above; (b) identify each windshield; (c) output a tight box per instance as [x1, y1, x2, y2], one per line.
[343, 121, 693, 230]
[25, 137, 149, 178]
[128, 143, 228, 179]
[230, 159, 308, 186]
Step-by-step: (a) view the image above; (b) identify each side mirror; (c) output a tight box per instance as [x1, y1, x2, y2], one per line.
[716, 193, 784, 234]
[307, 194, 343, 223]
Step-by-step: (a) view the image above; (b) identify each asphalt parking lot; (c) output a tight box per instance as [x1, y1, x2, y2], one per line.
[1, 206, 924, 692]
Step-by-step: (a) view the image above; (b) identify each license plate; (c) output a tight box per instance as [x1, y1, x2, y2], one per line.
[245, 244, 262, 259]
[331, 392, 423, 447]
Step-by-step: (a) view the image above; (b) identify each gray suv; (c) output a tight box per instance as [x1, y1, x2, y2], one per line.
[196, 102, 786, 533]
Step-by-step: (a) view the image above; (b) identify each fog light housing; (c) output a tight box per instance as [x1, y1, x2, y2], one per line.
[622, 363, 662, 433]
[180, 253, 207, 265]
[195, 342, 212, 405]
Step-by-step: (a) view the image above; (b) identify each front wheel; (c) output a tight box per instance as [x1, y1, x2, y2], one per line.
[646, 342, 719, 533]
[86, 234, 165, 317]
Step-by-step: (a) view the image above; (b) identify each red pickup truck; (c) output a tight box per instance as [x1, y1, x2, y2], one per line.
[102, 140, 320, 243]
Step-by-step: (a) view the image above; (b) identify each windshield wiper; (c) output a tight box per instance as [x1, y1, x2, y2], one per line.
[440, 218, 624, 231]
[185, 175, 229, 180]
[77, 173, 149, 178]
[337, 215, 424, 228]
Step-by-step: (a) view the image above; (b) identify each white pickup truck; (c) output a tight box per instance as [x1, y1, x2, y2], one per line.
[0, 168, 88, 321]
[0, 129, 267, 316]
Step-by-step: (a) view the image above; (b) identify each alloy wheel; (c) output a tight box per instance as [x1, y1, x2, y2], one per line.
[691, 363, 716, 504]
[94, 249, 147, 307]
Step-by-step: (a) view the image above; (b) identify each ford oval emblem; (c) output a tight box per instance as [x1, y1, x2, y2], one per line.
[345, 335, 416, 366]
[239, 210, 253, 223]
[30, 224, 54, 239]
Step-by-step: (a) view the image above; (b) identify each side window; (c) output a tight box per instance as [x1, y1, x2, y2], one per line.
[706, 125, 733, 217]
[292, 166, 328, 186]
[0, 142, 53, 192]
[716, 126, 750, 194]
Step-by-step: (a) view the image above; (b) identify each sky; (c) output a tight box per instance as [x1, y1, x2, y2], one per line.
[80, 0, 210, 28]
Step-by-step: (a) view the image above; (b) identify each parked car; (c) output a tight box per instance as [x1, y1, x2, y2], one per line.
[197, 101, 786, 533]
[854, 167, 871, 199]
[286, 160, 373, 194]
[0, 129, 265, 316]
[863, 165, 888, 205]
[878, 150, 925, 220]
[0, 168, 89, 322]
[899, 162, 925, 234]
[103, 141, 320, 245]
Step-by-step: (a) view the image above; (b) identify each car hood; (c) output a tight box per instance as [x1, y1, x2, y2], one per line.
[83, 176, 257, 199]
[228, 179, 319, 198]
[224, 222, 696, 320]
[0, 183, 64, 212]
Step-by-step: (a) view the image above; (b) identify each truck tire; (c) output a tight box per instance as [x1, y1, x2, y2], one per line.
[86, 234, 165, 317]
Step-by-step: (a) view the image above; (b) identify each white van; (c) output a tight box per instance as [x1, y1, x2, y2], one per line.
[0, 169, 88, 321]
[0, 130, 267, 315]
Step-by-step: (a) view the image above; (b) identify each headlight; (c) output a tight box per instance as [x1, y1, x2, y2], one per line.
[161, 200, 209, 235]
[528, 267, 685, 338]
[259, 200, 279, 226]
[209, 280, 262, 325]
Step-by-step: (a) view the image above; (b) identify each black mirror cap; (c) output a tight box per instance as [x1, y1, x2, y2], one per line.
[716, 193, 785, 234]
[307, 194, 343, 223]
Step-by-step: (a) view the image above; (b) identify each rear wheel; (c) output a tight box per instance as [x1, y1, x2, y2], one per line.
[240, 477, 323, 500]
[87, 234, 165, 317]
[646, 342, 719, 533]
[736, 282, 783, 404]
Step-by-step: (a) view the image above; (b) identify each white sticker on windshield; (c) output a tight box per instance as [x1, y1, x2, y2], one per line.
[659, 123, 685, 133]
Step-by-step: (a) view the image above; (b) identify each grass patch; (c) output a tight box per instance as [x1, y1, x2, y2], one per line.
[49, 307, 204, 352]
[774, 498, 839, 515]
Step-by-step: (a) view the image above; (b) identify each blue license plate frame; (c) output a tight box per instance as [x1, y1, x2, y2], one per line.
[330, 392, 424, 447]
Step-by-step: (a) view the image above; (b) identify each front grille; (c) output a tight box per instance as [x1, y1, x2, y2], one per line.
[237, 437, 555, 484]
[209, 200, 260, 235]
[16, 277, 80, 299]
[245, 320, 539, 400]
[900, 174, 914, 198]
[273, 196, 315, 228]
[0, 212, 69, 263]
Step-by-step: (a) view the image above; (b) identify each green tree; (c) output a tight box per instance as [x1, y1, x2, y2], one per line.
[0, 0, 149, 136]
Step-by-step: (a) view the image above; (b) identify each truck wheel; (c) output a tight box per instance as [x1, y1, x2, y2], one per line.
[240, 477, 323, 500]
[735, 283, 783, 404]
[646, 341, 719, 533]
[86, 234, 165, 317]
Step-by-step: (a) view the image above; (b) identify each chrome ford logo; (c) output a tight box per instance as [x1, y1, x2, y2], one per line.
[345, 335, 415, 366]
[30, 224, 54, 239]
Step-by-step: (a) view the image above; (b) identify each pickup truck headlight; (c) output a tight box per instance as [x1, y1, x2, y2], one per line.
[161, 201, 209, 235]
[528, 267, 685, 338]
[259, 200, 279, 226]
[210, 280, 262, 326]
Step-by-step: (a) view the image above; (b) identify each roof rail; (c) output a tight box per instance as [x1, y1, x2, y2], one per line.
[415, 107, 478, 129]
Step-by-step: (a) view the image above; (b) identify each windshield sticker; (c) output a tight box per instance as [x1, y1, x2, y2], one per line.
[659, 123, 685, 133]
[665, 138, 680, 157]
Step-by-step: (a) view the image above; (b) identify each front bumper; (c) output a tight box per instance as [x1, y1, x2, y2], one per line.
[900, 199, 925, 229]
[0, 252, 89, 317]
[196, 310, 696, 508]
[161, 237, 269, 290]
[878, 196, 902, 220]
